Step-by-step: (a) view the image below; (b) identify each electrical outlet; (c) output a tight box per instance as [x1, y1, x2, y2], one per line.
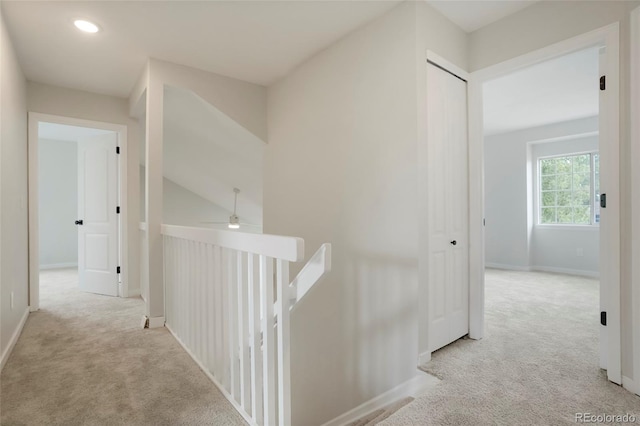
[577, 248, 584, 257]
[10, 291, 14, 309]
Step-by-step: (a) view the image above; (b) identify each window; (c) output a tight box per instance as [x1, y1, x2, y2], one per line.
[539, 152, 600, 225]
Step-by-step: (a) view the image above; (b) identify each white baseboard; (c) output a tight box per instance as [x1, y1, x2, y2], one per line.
[166, 324, 255, 426]
[530, 265, 599, 278]
[39, 262, 78, 270]
[148, 316, 165, 328]
[485, 263, 531, 272]
[0, 307, 30, 372]
[622, 375, 640, 396]
[418, 351, 431, 365]
[321, 372, 439, 426]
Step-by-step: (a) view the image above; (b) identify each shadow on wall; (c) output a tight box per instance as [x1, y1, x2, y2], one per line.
[291, 245, 418, 425]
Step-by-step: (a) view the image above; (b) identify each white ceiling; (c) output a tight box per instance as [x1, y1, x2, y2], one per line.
[1, 1, 403, 97]
[1, 1, 542, 98]
[163, 86, 265, 226]
[483, 47, 600, 136]
[39, 122, 113, 141]
[427, 1, 538, 33]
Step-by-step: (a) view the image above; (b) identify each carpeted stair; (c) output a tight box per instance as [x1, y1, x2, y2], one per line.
[348, 397, 415, 426]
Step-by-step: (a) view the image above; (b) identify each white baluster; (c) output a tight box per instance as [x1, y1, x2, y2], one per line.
[237, 251, 250, 411]
[220, 248, 229, 391]
[199, 242, 206, 364]
[207, 243, 215, 374]
[248, 253, 263, 423]
[261, 255, 276, 426]
[189, 240, 197, 356]
[183, 238, 189, 346]
[276, 259, 291, 426]
[213, 245, 222, 381]
[180, 238, 186, 342]
[228, 249, 238, 401]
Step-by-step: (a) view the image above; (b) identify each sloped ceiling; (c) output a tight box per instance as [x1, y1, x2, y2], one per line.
[162, 86, 264, 226]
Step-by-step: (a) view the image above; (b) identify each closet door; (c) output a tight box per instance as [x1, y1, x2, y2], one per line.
[426, 62, 469, 352]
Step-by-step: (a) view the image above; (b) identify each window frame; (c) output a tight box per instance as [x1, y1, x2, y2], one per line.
[536, 150, 600, 227]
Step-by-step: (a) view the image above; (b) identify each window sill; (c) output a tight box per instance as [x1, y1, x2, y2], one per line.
[534, 224, 600, 231]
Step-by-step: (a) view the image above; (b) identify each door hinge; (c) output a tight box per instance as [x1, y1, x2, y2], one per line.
[116, 206, 120, 214]
[601, 311, 607, 326]
[600, 75, 606, 91]
[117, 266, 121, 274]
[600, 193, 607, 208]
[116, 146, 120, 154]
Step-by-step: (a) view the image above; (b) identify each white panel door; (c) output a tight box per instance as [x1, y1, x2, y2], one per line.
[77, 133, 119, 296]
[427, 62, 469, 353]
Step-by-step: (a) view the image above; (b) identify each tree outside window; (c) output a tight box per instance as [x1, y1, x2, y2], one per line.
[539, 152, 599, 225]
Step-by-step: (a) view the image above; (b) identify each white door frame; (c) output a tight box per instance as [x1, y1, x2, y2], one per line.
[28, 112, 129, 310]
[419, 51, 471, 364]
[630, 6, 640, 396]
[468, 23, 621, 384]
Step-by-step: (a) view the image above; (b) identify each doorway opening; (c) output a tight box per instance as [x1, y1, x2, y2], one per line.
[483, 43, 603, 364]
[28, 114, 129, 311]
[468, 23, 621, 384]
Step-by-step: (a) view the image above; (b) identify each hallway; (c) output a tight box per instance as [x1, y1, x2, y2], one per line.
[0, 269, 244, 426]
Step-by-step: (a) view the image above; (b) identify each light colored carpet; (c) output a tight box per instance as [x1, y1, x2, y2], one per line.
[0, 268, 245, 426]
[348, 397, 414, 426]
[380, 269, 640, 425]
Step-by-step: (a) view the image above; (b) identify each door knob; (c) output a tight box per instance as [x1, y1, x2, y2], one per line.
[75, 220, 84, 225]
[450, 240, 457, 246]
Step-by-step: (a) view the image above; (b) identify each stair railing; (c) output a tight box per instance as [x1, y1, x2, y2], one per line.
[162, 225, 330, 426]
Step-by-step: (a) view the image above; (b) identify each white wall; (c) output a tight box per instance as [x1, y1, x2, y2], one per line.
[470, 0, 639, 378]
[530, 136, 600, 275]
[28, 82, 142, 296]
[163, 86, 265, 226]
[0, 12, 29, 365]
[38, 139, 77, 268]
[265, 2, 467, 424]
[484, 133, 530, 269]
[164, 179, 234, 228]
[484, 117, 600, 274]
[139, 166, 249, 231]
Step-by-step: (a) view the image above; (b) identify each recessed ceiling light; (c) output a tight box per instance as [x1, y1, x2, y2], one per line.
[74, 19, 100, 33]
